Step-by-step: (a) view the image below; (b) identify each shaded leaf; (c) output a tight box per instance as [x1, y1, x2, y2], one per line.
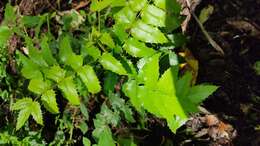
[81, 43, 101, 61]
[40, 36, 57, 65]
[83, 137, 91, 146]
[187, 85, 218, 104]
[0, 26, 12, 47]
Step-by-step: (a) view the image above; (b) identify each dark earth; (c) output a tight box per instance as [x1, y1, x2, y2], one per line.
[0, 0, 259, 146]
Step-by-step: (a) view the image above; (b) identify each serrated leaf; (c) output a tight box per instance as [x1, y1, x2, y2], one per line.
[12, 98, 43, 130]
[81, 43, 101, 61]
[67, 54, 83, 70]
[11, 98, 33, 111]
[99, 53, 127, 75]
[187, 85, 218, 104]
[77, 65, 101, 94]
[40, 36, 57, 65]
[59, 35, 74, 64]
[0, 26, 12, 47]
[128, 0, 147, 12]
[16, 108, 30, 130]
[138, 53, 161, 88]
[83, 137, 91, 146]
[90, 0, 114, 12]
[123, 38, 156, 57]
[141, 5, 166, 27]
[114, 7, 136, 25]
[28, 79, 51, 95]
[131, 21, 168, 43]
[100, 33, 115, 49]
[30, 101, 43, 125]
[44, 65, 66, 83]
[58, 77, 80, 105]
[113, 23, 129, 42]
[122, 80, 142, 110]
[41, 90, 59, 114]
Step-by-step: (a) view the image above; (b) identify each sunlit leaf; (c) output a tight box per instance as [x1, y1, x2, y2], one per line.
[58, 77, 80, 105]
[41, 90, 59, 114]
[28, 79, 51, 95]
[141, 5, 166, 27]
[123, 38, 156, 57]
[100, 32, 115, 49]
[131, 21, 168, 43]
[44, 65, 66, 83]
[90, 0, 114, 12]
[99, 53, 127, 75]
[77, 65, 101, 94]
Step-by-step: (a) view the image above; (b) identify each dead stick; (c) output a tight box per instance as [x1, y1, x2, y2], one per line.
[191, 11, 225, 55]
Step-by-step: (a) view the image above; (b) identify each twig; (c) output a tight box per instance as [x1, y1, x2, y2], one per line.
[191, 11, 225, 55]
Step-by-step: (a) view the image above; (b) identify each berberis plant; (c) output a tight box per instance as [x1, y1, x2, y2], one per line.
[0, 0, 218, 145]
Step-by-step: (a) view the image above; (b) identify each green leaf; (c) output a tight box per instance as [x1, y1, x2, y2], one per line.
[4, 3, 16, 24]
[80, 103, 89, 120]
[187, 85, 218, 104]
[137, 53, 161, 88]
[131, 21, 168, 43]
[66, 54, 83, 70]
[78, 122, 88, 134]
[11, 98, 33, 111]
[123, 38, 156, 57]
[83, 137, 91, 146]
[77, 65, 101, 94]
[41, 90, 59, 114]
[81, 43, 101, 61]
[40, 36, 57, 65]
[22, 16, 41, 27]
[12, 98, 43, 130]
[176, 72, 192, 99]
[128, 0, 147, 12]
[114, 7, 136, 25]
[97, 127, 115, 146]
[99, 53, 127, 75]
[59, 35, 74, 64]
[90, 0, 114, 12]
[154, 0, 181, 14]
[113, 23, 129, 42]
[44, 65, 66, 83]
[104, 71, 118, 95]
[16, 108, 30, 130]
[100, 32, 115, 49]
[28, 79, 51, 95]
[30, 101, 43, 125]
[58, 77, 80, 105]
[0, 26, 12, 47]
[122, 80, 142, 110]
[199, 5, 214, 24]
[141, 5, 166, 27]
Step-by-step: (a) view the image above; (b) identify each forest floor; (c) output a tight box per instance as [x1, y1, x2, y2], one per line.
[0, 0, 259, 146]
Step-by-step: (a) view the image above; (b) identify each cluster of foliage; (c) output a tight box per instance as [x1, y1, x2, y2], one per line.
[0, 0, 217, 145]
